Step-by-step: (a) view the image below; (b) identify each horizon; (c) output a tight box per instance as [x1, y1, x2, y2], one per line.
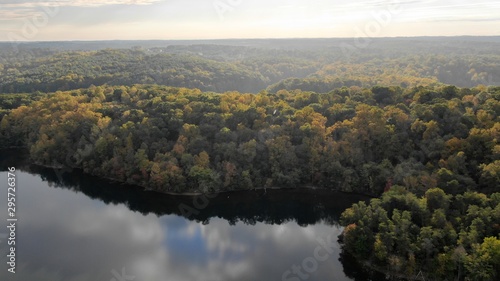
[2, 35, 500, 44]
[1, 0, 499, 42]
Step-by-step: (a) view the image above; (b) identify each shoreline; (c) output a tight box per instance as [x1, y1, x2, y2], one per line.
[29, 161, 377, 198]
[1, 148, 377, 198]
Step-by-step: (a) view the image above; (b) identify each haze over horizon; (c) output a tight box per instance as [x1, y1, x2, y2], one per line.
[0, 0, 499, 42]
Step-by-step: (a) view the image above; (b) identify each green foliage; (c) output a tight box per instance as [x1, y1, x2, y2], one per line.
[1, 38, 500, 95]
[1, 40, 498, 279]
[341, 188, 500, 280]
[465, 237, 500, 281]
[1, 84, 498, 195]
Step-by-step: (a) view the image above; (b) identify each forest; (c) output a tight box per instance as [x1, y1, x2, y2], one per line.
[341, 187, 500, 280]
[0, 38, 499, 280]
[0, 38, 499, 94]
[1, 84, 498, 195]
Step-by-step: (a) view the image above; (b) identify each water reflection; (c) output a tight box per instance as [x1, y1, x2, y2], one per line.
[0, 151, 385, 281]
[30, 164, 369, 227]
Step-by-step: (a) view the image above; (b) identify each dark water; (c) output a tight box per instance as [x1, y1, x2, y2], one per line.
[0, 150, 385, 281]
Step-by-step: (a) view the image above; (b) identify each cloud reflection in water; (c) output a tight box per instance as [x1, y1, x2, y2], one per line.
[0, 169, 362, 281]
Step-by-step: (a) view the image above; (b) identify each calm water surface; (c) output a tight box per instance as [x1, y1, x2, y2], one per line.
[0, 151, 385, 281]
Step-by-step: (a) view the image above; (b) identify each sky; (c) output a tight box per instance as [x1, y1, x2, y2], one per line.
[0, 0, 499, 41]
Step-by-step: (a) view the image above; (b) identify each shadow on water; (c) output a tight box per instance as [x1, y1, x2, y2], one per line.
[2, 149, 371, 227]
[29, 163, 371, 227]
[0, 149, 388, 281]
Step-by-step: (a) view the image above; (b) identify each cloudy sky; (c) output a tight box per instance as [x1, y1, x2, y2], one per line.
[0, 0, 499, 41]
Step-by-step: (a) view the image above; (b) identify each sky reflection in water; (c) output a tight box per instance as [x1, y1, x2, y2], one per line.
[0, 167, 368, 281]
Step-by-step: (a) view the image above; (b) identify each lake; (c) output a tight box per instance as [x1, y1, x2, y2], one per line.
[0, 150, 386, 281]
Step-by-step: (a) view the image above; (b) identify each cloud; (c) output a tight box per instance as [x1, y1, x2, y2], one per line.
[1, 0, 499, 40]
[0, 0, 163, 22]
[1, 0, 162, 8]
[431, 17, 500, 23]
[0, 9, 37, 19]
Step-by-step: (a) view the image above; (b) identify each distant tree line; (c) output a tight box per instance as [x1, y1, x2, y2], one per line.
[0, 42, 499, 94]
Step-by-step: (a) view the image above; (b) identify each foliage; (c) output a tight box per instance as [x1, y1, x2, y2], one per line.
[1, 84, 498, 195]
[1, 38, 500, 94]
[341, 187, 500, 280]
[0, 38, 498, 280]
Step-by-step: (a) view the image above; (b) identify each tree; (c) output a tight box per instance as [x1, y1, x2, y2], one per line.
[425, 188, 450, 212]
[465, 238, 500, 281]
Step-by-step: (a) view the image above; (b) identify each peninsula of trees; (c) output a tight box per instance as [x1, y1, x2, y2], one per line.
[1, 84, 498, 196]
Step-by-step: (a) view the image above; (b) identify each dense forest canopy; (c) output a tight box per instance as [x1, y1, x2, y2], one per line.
[0, 37, 499, 94]
[341, 187, 500, 280]
[1, 38, 499, 280]
[1, 84, 498, 196]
